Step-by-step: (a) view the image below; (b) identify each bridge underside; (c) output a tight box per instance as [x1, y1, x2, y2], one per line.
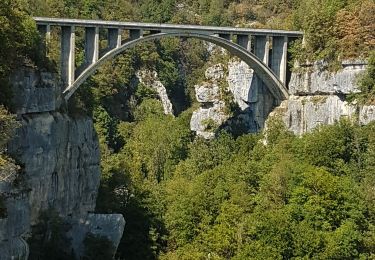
[35, 18, 302, 102]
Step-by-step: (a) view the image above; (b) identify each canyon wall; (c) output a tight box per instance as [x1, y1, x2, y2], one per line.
[0, 67, 125, 259]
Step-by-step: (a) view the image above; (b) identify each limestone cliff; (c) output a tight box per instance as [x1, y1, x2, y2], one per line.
[269, 60, 375, 135]
[0, 67, 125, 259]
[190, 60, 276, 138]
[190, 64, 230, 139]
[191, 58, 374, 138]
[136, 69, 174, 115]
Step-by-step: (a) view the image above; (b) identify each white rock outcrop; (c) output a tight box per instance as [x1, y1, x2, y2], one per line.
[289, 60, 366, 95]
[205, 63, 225, 81]
[191, 101, 228, 139]
[268, 60, 375, 135]
[227, 60, 255, 110]
[190, 75, 229, 139]
[359, 105, 375, 125]
[193, 59, 374, 137]
[69, 213, 126, 256]
[271, 95, 356, 135]
[136, 69, 174, 115]
[191, 60, 277, 138]
[195, 83, 220, 103]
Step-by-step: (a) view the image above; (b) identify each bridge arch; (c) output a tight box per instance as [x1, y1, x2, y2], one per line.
[63, 32, 289, 102]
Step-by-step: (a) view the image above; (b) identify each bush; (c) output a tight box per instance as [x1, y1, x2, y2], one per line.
[83, 233, 115, 260]
[0, 0, 41, 107]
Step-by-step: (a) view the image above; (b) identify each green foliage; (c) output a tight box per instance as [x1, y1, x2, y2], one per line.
[152, 120, 375, 259]
[0, 106, 20, 150]
[140, 0, 176, 23]
[133, 99, 165, 122]
[83, 233, 115, 260]
[358, 51, 375, 104]
[0, 106, 20, 181]
[94, 105, 123, 152]
[348, 51, 375, 104]
[202, 0, 230, 26]
[0, 0, 41, 107]
[291, 0, 374, 63]
[126, 101, 192, 181]
[201, 118, 219, 131]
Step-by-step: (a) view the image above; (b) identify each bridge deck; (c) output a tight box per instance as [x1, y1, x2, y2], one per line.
[34, 17, 303, 37]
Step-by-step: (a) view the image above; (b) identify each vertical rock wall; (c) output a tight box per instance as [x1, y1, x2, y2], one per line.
[0, 67, 125, 259]
[190, 60, 276, 138]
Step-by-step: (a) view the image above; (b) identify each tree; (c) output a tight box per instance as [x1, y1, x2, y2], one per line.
[0, 0, 40, 107]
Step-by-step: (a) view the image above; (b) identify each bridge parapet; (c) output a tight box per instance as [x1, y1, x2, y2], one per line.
[34, 17, 303, 102]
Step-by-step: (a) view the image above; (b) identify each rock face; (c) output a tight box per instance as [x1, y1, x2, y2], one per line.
[0, 68, 125, 259]
[136, 69, 174, 115]
[289, 61, 366, 95]
[69, 213, 125, 256]
[191, 101, 228, 139]
[359, 105, 375, 125]
[191, 60, 277, 138]
[191, 58, 374, 137]
[269, 60, 375, 135]
[271, 95, 357, 135]
[227, 60, 254, 110]
[190, 64, 231, 139]
[195, 83, 220, 103]
[10, 67, 62, 114]
[8, 113, 101, 221]
[227, 60, 276, 132]
[0, 179, 30, 260]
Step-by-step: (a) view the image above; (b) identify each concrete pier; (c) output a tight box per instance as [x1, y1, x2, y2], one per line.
[108, 28, 122, 49]
[130, 29, 143, 40]
[237, 35, 251, 51]
[84, 27, 99, 65]
[61, 26, 75, 86]
[254, 35, 270, 65]
[271, 36, 288, 83]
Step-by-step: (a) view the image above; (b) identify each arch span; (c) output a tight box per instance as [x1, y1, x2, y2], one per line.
[63, 32, 289, 102]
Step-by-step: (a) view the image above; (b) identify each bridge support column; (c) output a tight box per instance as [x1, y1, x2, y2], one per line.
[254, 35, 270, 65]
[237, 34, 251, 51]
[61, 26, 75, 87]
[130, 29, 143, 40]
[85, 27, 99, 65]
[271, 36, 288, 83]
[219, 33, 231, 41]
[108, 28, 122, 49]
[37, 24, 51, 55]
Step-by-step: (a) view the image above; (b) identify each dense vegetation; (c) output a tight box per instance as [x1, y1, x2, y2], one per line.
[0, 0, 34, 186]
[0, 0, 374, 259]
[350, 51, 375, 104]
[94, 100, 375, 259]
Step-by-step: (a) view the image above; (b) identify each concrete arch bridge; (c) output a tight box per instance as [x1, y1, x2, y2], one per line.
[34, 17, 303, 102]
